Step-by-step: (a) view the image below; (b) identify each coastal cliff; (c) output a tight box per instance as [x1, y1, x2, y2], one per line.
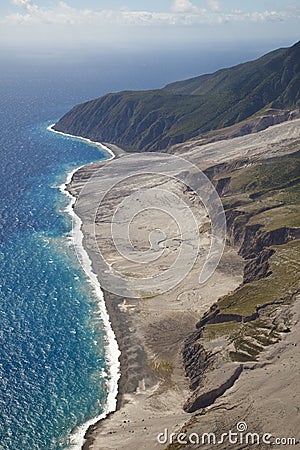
[54, 42, 300, 152]
[177, 151, 300, 442]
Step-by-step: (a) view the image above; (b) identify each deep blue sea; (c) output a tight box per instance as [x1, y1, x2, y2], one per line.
[0, 43, 276, 450]
[0, 75, 117, 449]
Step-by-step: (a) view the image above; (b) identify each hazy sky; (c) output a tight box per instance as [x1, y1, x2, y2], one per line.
[0, 0, 299, 51]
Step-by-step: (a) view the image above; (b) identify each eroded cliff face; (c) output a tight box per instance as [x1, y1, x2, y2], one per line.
[182, 151, 300, 414]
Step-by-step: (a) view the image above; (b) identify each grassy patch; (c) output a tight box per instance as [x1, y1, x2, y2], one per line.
[202, 321, 238, 341]
[199, 241, 300, 362]
[229, 351, 257, 362]
[247, 205, 300, 231]
[218, 240, 300, 316]
[223, 153, 300, 197]
[149, 358, 175, 381]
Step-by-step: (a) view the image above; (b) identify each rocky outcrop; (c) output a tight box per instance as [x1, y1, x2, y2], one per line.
[196, 308, 259, 328]
[239, 226, 300, 284]
[183, 364, 243, 413]
[183, 330, 209, 391]
[243, 247, 274, 283]
[239, 225, 300, 259]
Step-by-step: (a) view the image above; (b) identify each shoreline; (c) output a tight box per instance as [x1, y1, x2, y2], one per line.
[48, 124, 122, 450]
[47, 124, 116, 161]
[63, 146, 245, 449]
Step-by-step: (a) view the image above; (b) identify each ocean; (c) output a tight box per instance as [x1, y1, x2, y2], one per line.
[0, 45, 270, 449]
[0, 74, 119, 448]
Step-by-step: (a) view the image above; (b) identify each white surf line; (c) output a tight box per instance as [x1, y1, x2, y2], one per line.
[47, 124, 115, 161]
[48, 124, 120, 450]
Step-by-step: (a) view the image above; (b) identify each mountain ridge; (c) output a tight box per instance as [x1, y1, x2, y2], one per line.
[54, 41, 300, 152]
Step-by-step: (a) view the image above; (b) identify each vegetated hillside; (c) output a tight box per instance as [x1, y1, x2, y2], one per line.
[180, 149, 300, 418]
[54, 41, 300, 152]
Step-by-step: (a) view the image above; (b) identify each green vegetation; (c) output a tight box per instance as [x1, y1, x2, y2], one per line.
[224, 154, 300, 196]
[202, 321, 238, 341]
[220, 151, 300, 231]
[199, 152, 300, 363]
[149, 357, 175, 381]
[248, 205, 300, 231]
[218, 241, 300, 315]
[54, 41, 300, 152]
[200, 241, 300, 363]
[200, 240, 300, 362]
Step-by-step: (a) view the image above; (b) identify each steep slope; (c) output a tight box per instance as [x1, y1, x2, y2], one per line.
[166, 149, 300, 449]
[54, 41, 300, 152]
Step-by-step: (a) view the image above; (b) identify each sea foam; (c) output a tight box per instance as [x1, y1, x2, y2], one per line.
[48, 125, 120, 449]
